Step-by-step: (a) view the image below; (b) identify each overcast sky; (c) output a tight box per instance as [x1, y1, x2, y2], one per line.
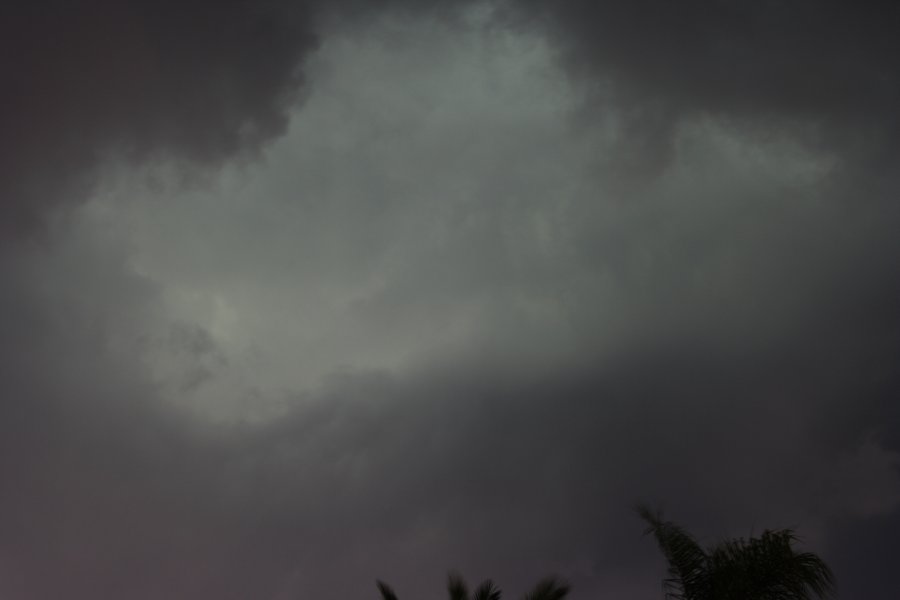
[2, 1, 899, 599]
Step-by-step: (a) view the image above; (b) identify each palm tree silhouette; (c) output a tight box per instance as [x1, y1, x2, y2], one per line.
[521, 576, 570, 600]
[376, 572, 568, 600]
[637, 505, 835, 600]
[448, 572, 502, 600]
[376, 580, 399, 600]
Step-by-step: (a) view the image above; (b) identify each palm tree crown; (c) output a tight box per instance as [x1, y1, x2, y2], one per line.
[637, 505, 835, 600]
[376, 572, 568, 600]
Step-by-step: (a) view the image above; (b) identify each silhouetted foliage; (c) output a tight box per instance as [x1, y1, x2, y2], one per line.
[375, 571, 568, 600]
[473, 579, 503, 600]
[637, 505, 835, 600]
[376, 579, 399, 600]
[522, 576, 571, 600]
[449, 572, 470, 600]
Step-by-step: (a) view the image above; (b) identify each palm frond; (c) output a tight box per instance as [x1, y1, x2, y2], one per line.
[448, 571, 470, 600]
[786, 547, 835, 600]
[707, 529, 834, 600]
[522, 576, 570, 600]
[376, 580, 399, 600]
[636, 505, 709, 600]
[473, 579, 502, 600]
[740, 529, 833, 600]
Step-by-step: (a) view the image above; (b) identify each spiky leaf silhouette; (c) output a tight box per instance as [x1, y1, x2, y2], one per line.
[637, 505, 835, 600]
[473, 579, 502, 600]
[376, 580, 399, 600]
[522, 576, 570, 600]
[448, 571, 470, 600]
[637, 505, 709, 600]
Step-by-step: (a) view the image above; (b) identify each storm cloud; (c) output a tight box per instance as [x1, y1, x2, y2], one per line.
[1, 2, 899, 600]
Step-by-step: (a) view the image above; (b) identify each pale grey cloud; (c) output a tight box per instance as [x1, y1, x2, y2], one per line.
[1, 2, 899, 600]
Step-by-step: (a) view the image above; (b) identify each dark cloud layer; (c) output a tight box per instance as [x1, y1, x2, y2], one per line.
[1, 2, 899, 600]
[515, 0, 900, 176]
[1, 0, 317, 236]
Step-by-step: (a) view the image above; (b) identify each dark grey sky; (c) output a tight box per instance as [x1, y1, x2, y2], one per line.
[1, 2, 899, 599]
